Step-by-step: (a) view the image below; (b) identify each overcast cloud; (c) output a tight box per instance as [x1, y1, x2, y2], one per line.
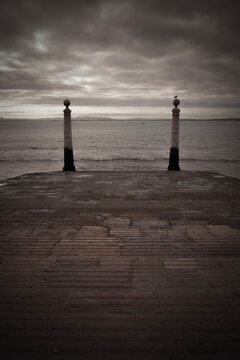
[0, 0, 239, 119]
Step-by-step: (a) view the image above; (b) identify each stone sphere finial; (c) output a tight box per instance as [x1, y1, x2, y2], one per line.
[173, 98, 180, 107]
[64, 99, 70, 108]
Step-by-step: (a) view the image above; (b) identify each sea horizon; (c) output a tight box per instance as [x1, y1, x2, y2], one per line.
[0, 118, 240, 182]
[0, 117, 240, 122]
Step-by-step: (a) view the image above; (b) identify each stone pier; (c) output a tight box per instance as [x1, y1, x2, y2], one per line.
[0, 171, 240, 359]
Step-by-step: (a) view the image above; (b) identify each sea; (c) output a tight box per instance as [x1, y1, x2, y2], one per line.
[0, 119, 240, 182]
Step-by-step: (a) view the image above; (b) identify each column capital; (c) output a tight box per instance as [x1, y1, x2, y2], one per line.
[63, 99, 71, 114]
[172, 97, 180, 115]
[172, 107, 180, 115]
[63, 99, 70, 108]
[173, 98, 180, 107]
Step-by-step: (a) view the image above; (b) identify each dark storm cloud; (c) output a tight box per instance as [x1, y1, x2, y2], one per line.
[0, 0, 239, 117]
[1, 0, 239, 52]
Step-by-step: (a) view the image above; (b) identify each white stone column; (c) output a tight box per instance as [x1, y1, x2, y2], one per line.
[63, 99, 75, 171]
[168, 98, 180, 171]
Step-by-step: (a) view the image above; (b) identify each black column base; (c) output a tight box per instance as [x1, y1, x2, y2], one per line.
[168, 147, 180, 171]
[63, 148, 76, 171]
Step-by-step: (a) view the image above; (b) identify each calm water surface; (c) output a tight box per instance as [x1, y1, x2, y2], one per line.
[0, 119, 240, 181]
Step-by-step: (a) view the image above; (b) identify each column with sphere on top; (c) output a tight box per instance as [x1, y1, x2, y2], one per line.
[168, 97, 180, 171]
[63, 99, 75, 171]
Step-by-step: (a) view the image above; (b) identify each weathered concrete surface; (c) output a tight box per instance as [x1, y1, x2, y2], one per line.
[0, 171, 240, 359]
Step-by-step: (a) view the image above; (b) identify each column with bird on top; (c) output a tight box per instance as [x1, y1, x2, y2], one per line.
[168, 97, 180, 171]
[63, 99, 76, 171]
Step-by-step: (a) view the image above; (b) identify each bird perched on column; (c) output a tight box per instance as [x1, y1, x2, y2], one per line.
[173, 96, 177, 98]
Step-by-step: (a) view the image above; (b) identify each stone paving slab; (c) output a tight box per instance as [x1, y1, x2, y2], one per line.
[0, 171, 240, 359]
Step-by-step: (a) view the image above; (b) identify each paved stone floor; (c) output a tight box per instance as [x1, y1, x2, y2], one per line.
[0, 171, 240, 359]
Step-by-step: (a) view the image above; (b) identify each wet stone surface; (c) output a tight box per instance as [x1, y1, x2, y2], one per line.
[0, 171, 240, 359]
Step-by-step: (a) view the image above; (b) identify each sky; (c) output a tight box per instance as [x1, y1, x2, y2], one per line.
[0, 0, 239, 119]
